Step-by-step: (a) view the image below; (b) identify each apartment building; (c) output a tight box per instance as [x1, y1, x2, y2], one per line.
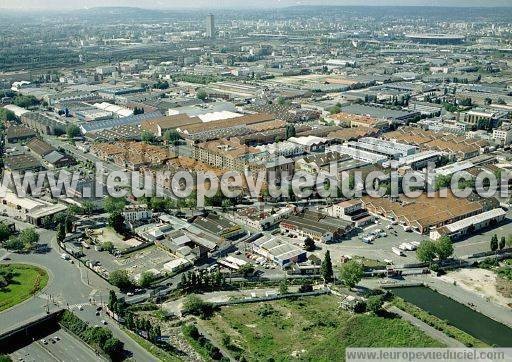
[192, 138, 267, 172]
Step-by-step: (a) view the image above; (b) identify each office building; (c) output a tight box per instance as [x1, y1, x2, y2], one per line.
[206, 14, 215, 38]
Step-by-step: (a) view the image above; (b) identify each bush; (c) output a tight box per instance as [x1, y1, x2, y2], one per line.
[182, 323, 224, 360]
[298, 283, 313, 293]
[366, 295, 384, 314]
[182, 324, 200, 339]
[353, 300, 367, 314]
[102, 337, 124, 360]
[479, 257, 499, 269]
[182, 295, 215, 318]
[108, 270, 133, 290]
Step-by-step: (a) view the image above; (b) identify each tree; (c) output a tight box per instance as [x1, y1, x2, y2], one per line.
[434, 236, 453, 260]
[182, 295, 214, 318]
[153, 80, 169, 90]
[279, 280, 289, 295]
[65, 214, 73, 233]
[13, 94, 39, 108]
[108, 270, 132, 290]
[0, 108, 15, 122]
[303, 237, 315, 252]
[416, 240, 437, 263]
[82, 201, 95, 215]
[499, 236, 506, 251]
[108, 212, 125, 234]
[0, 223, 11, 242]
[3, 237, 24, 251]
[339, 260, 363, 289]
[133, 107, 144, 115]
[108, 290, 117, 312]
[104, 197, 126, 214]
[507, 234, 512, 249]
[298, 281, 313, 293]
[321, 251, 333, 283]
[163, 129, 181, 144]
[141, 130, 155, 144]
[138, 271, 155, 287]
[57, 223, 66, 243]
[328, 103, 342, 115]
[239, 263, 255, 277]
[196, 90, 208, 101]
[84, 326, 111, 347]
[101, 241, 115, 253]
[285, 124, 296, 140]
[19, 228, 39, 249]
[102, 337, 124, 359]
[491, 234, 499, 252]
[66, 124, 81, 139]
[366, 295, 384, 314]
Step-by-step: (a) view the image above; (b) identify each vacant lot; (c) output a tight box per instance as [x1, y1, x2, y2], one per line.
[440, 268, 512, 308]
[0, 264, 48, 312]
[199, 295, 444, 361]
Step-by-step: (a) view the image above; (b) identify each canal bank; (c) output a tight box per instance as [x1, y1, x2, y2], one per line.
[419, 276, 512, 329]
[388, 286, 512, 347]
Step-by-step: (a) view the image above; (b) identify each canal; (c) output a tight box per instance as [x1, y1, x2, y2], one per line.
[389, 286, 512, 347]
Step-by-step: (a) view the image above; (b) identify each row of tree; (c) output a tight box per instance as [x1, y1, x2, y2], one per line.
[178, 268, 227, 292]
[125, 314, 162, 343]
[490, 234, 511, 252]
[108, 291, 163, 346]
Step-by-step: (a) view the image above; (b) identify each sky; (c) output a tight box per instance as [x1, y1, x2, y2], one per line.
[0, 0, 510, 10]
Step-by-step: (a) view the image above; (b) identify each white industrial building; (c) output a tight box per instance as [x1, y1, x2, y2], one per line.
[252, 235, 307, 268]
[0, 187, 67, 226]
[93, 102, 133, 118]
[288, 136, 329, 153]
[328, 144, 387, 164]
[3, 105, 30, 117]
[347, 137, 418, 160]
[430, 208, 507, 241]
[384, 150, 444, 170]
[256, 141, 305, 158]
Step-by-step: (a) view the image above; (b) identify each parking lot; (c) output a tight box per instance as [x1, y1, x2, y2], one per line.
[9, 329, 106, 362]
[314, 213, 512, 266]
[81, 244, 175, 279]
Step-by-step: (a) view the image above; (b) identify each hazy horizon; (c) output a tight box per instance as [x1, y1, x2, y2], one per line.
[1, 0, 511, 11]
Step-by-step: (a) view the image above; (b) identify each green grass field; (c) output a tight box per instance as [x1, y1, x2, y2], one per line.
[199, 295, 444, 361]
[0, 264, 48, 312]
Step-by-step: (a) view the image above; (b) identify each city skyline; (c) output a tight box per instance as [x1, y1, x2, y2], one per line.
[1, 0, 512, 10]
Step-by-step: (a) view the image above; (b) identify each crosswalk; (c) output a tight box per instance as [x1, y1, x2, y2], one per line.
[68, 302, 91, 311]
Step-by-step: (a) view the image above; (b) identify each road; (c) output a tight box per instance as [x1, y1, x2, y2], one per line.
[10, 329, 107, 362]
[0, 217, 158, 361]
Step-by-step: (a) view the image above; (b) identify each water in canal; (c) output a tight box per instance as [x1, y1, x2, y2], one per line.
[389, 286, 512, 347]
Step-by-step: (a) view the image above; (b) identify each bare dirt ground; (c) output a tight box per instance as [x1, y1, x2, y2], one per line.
[440, 268, 512, 309]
